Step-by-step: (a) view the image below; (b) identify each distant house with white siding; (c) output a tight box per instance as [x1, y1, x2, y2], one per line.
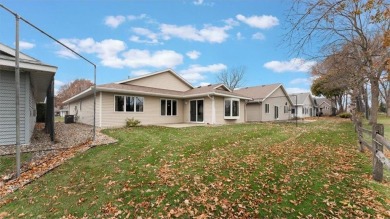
[289, 93, 316, 118]
[0, 43, 57, 146]
[234, 84, 293, 122]
[315, 97, 334, 116]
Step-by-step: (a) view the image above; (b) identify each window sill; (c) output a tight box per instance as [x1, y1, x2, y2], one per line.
[224, 116, 239, 120]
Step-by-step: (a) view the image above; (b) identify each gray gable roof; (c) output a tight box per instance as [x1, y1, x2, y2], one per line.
[235, 83, 293, 104]
[289, 93, 315, 106]
[64, 83, 252, 104]
[235, 83, 281, 101]
[0, 43, 57, 102]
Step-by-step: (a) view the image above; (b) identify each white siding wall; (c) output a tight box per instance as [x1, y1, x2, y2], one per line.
[0, 70, 30, 145]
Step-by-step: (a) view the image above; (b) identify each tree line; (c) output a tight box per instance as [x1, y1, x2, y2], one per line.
[286, 0, 389, 126]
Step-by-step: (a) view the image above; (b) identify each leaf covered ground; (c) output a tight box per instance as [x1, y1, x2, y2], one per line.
[0, 118, 389, 218]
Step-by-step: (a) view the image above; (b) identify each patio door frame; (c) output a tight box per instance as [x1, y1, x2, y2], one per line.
[190, 99, 204, 123]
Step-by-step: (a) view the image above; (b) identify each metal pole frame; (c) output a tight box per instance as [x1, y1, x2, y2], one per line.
[0, 4, 98, 179]
[15, 14, 21, 177]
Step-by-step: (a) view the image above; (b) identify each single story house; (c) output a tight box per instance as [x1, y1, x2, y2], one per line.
[315, 97, 333, 116]
[63, 69, 252, 128]
[0, 43, 57, 146]
[289, 93, 316, 118]
[59, 106, 69, 117]
[234, 84, 293, 122]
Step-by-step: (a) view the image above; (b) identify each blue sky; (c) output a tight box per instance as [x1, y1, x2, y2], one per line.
[0, 0, 316, 94]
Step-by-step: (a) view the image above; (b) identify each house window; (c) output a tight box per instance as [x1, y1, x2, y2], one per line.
[115, 95, 143, 112]
[291, 108, 295, 114]
[265, 104, 270, 113]
[126, 97, 134, 112]
[225, 98, 240, 119]
[161, 99, 177, 116]
[115, 96, 124, 111]
[302, 107, 304, 114]
[136, 97, 144, 112]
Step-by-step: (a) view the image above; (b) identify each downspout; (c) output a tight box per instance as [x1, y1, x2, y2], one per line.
[99, 91, 103, 128]
[207, 94, 215, 124]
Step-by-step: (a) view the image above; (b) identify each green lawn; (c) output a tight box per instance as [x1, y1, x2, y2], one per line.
[0, 153, 32, 177]
[0, 119, 389, 218]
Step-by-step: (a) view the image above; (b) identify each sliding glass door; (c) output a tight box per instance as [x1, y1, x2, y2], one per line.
[190, 100, 203, 122]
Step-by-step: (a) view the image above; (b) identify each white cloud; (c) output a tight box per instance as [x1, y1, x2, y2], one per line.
[264, 58, 317, 73]
[290, 76, 319, 85]
[193, 0, 214, 6]
[193, 0, 204, 5]
[121, 49, 183, 68]
[130, 27, 160, 44]
[199, 82, 211, 86]
[224, 18, 240, 27]
[179, 63, 227, 83]
[131, 69, 151, 76]
[19, 41, 35, 50]
[57, 38, 183, 69]
[55, 80, 65, 87]
[236, 14, 279, 29]
[252, 32, 265, 40]
[236, 32, 244, 40]
[160, 24, 231, 43]
[127, 14, 147, 21]
[286, 87, 310, 93]
[104, 15, 126, 28]
[290, 78, 310, 85]
[186, 50, 201, 60]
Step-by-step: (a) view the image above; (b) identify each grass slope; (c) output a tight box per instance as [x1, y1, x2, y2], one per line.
[0, 119, 389, 218]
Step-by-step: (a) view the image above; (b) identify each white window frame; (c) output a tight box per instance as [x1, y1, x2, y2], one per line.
[265, 103, 270, 114]
[224, 98, 240, 119]
[114, 95, 144, 113]
[160, 99, 178, 116]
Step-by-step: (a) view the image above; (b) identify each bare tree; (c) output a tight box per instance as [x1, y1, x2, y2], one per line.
[286, 0, 390, 125]
[55, 79, 93, 108]
[216, 66, 246, 90]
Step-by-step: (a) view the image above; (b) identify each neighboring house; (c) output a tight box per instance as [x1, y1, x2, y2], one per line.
[234, 84, 293, 122]
[0, 43, 57, 146]
[289, 93, 316, 118]
[315, 97, 333, 116]
[59, 106, 69, 117]
[63, 69, 251, 128]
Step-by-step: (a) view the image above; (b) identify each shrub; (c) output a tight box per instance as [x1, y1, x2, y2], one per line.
[338, 112, 352, 119]
[126, 118, 141, 127]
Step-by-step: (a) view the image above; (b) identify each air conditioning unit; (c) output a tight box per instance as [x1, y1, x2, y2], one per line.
[64, 115, 74, 124]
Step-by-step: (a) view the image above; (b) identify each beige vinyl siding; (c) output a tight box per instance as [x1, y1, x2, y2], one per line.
[246, 103, 261, 122]
[261, 87, 291, 122]
[301, 96, 314, 118]
[319, 102, 331, 116]
[100, 92, 184, 127]
[124, 72, 192, 92]
[214, 96, 245, 124]
[79, 95, 95, 125]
